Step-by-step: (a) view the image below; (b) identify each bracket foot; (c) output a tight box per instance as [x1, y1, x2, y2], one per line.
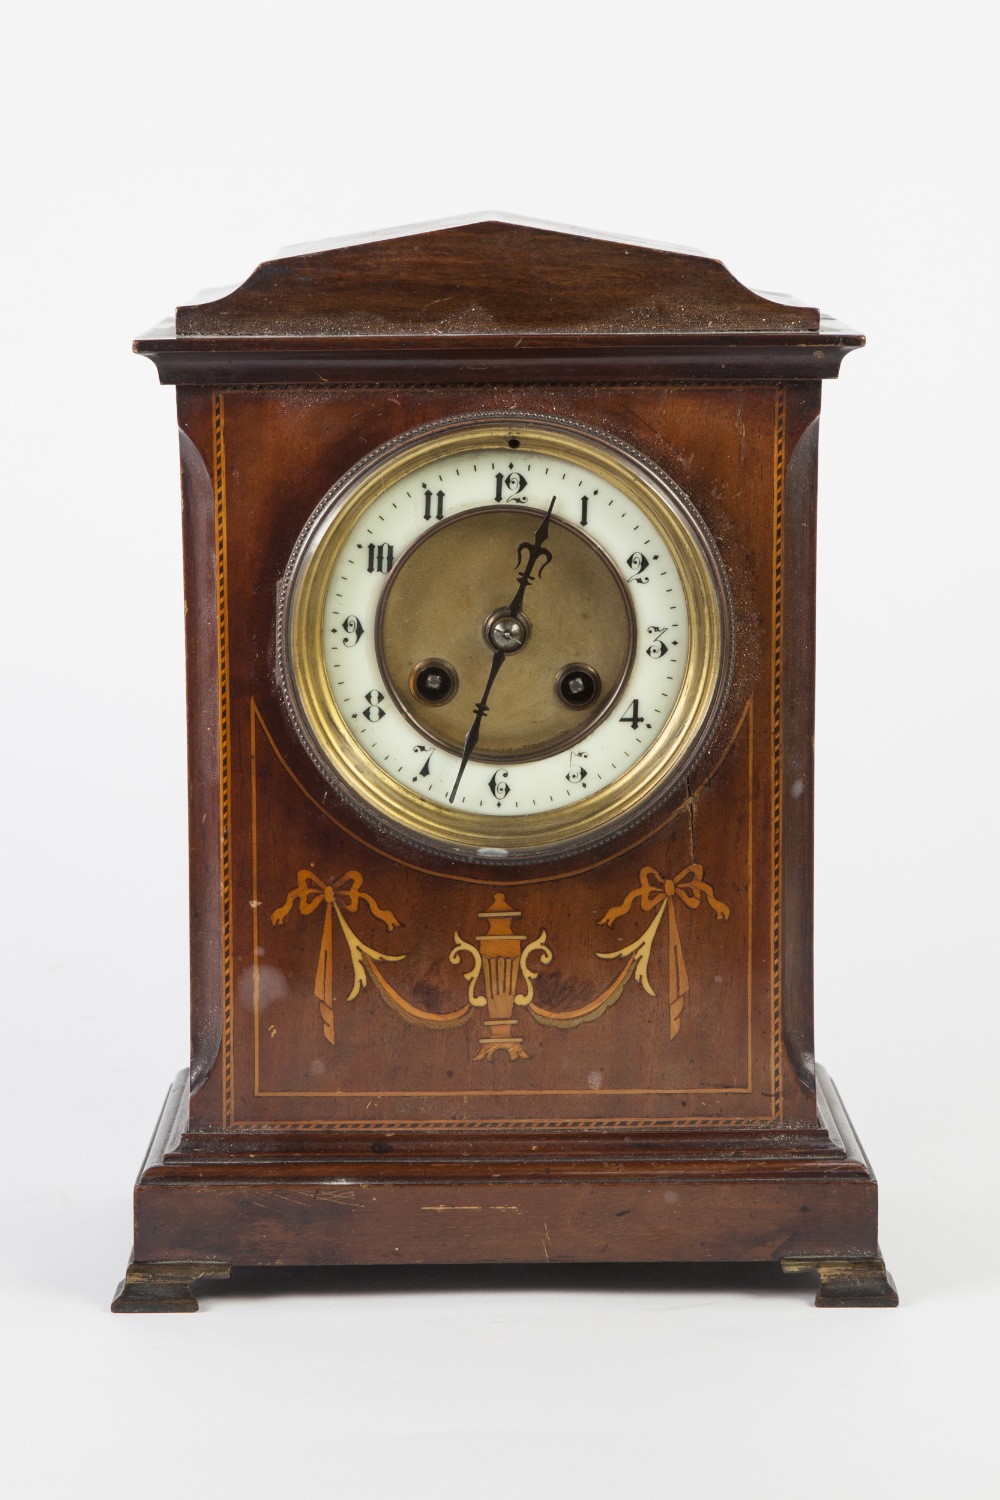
[781, 1251, 898, 1308]
[111, 1260, 232, 1313]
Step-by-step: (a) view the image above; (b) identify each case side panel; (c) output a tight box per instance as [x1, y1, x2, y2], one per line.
[777, 387, 822, 1118]
[177, 390, 225, 1128]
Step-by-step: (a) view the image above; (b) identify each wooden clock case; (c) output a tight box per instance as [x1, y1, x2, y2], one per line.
[114, 217, 896, 1311]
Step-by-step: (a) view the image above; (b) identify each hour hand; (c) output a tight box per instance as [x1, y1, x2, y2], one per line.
[515, 537, 551, 579]
[508, 495, 556, 616]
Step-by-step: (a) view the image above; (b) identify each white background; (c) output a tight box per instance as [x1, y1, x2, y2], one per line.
[2, 3, 996, 1496]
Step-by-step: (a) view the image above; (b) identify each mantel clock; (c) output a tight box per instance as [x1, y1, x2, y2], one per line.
[113, 216, 897, 1311]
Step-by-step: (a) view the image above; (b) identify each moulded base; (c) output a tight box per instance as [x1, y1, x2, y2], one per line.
[113, 1066, 896, 1311]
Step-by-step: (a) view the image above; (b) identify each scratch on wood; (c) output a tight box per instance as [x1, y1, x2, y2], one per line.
[421, 1204, 483, 1212]
[248, 1191, 360, 1211]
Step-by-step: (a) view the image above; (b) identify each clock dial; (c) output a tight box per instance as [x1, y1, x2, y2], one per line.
[278, 417, 729, 860]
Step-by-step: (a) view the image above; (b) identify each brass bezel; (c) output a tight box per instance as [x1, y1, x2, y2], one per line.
[276, 415, 731, 862]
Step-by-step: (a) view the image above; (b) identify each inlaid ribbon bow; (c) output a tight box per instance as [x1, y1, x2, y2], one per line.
[271, 871, 400, 1044]
[598, 864, 729, 1039]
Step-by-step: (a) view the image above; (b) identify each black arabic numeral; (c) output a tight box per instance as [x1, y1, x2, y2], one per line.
[645, 625, 668, 658]
[493, 470, 528, 503]
[342, 615, 365, 648]
[627, 551, 650, 584]
[566, 750, 588, 785]
[619, 698, 648, 730]
[362, 690, 386, 722]
[488, 768, 511, 803]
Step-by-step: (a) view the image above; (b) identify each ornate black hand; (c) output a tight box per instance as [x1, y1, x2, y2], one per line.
[446, 643, 507, 804]
[507, 498, 555, 618]
[447, 497, 557, 806]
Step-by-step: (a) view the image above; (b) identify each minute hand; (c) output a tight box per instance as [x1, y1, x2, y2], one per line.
[446, 496, 557, 807]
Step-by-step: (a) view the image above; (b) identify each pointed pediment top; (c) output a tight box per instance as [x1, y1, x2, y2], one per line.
[175, 214, 820, 337]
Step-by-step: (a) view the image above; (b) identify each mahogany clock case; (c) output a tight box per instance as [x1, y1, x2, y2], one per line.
[113, 218, 896, 1312]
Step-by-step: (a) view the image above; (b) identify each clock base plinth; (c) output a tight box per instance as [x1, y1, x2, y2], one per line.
[116, 1067, 896, 1311]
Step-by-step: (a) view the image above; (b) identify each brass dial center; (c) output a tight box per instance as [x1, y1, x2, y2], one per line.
[375, 508, 635, 762]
